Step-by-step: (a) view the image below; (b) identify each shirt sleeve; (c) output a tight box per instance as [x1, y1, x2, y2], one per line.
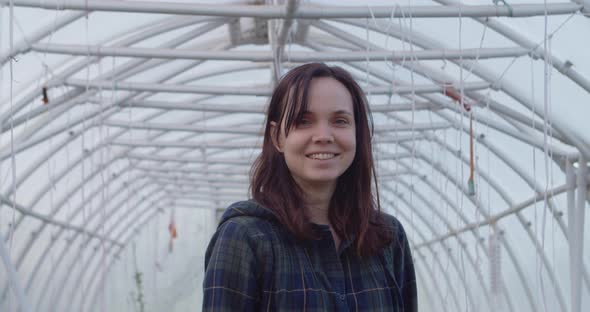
[203, 220, 260, 311]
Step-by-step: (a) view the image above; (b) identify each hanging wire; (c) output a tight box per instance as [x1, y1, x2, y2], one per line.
[529, 53, 541, 312]
[7, 0, 17, 280]
[489, 12, 575, 94]
[75, 7, 92, 311]
[546, 32, 558, 309]
[405, 1, 418, 252]
[98, 43, 109, 312]
[456, 3, 471, 310]
[466, 17, 491, 300]
[538, 1, 551, 310]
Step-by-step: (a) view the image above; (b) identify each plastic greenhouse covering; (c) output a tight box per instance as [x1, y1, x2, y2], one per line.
[0, 0, 589, 311]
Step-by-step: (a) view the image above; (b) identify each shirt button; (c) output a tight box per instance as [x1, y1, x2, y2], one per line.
[339, 294, 346, 301]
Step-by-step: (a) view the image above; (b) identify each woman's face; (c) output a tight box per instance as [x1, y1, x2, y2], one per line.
[272, 77, 356, 189]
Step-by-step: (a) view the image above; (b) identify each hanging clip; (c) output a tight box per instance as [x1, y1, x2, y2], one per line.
[42, 86, 49, 105]
[443, 85, 472, 111]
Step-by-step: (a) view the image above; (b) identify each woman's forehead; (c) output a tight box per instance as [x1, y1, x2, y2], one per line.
[306, 77, 354, 113]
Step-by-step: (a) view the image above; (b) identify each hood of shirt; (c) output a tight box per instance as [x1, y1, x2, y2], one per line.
[217, 199, 279, 227]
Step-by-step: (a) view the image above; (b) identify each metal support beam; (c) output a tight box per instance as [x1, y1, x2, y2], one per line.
[415, 182, 572, 248]
[30, 42, 530, 62]
[61, 77, 491, 96]
[0, 1, 582, 18]
[0, 195, 122, 246]
[0, 11, 86, 66]
[114, 98, 439, 114]
[104, 119, 451, 135]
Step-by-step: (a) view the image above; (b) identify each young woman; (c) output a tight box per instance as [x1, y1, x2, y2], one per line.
[203, 63, 417, 311]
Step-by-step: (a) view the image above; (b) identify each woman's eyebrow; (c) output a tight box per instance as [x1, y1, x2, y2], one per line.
[333, 110, 353, 116]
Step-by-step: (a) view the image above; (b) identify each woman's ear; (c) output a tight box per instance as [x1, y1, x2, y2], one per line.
[270, 121, 283, 153]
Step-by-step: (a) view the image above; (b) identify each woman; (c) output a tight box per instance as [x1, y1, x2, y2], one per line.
[203, 63, 417, 311]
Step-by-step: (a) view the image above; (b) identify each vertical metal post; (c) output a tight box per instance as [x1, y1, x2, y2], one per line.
[571, 156, 587, 312]
[0, 234, 33, 312]
[566, 159, 576, 312]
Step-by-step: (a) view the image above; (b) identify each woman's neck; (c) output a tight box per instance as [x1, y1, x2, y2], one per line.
[295, 179, 341, 249]
[294, 178, 336, 225]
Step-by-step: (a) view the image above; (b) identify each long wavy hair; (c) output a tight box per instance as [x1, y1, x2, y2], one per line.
[250, 63, 391, 257]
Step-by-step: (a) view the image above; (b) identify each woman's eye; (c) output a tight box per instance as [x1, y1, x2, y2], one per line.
[335, 118, 349, 125]
[297, 119, 311, 126]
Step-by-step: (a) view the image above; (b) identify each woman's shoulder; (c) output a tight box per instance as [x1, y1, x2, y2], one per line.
[212, 200, 285, 244]
[379, 211, 405, 233]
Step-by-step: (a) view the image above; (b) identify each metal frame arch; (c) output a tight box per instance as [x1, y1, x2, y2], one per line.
[78, 185, 205, 311]
[2, 27, 241, 245]
[434, 0, 590, 94]
[302, 27, 577, 158]
[391, 110, 590, 299]
[330, 16, 588, 156]
[381, 191, 500, 312]
[0, 14, 223, 128]
[383, 197, 462, 311]
[27, 113, 262, 309]
[8, 105, 234, 294]
[432, 109, 590, 292]
[354, 50, 586, 290]
[389, 133, 540, 310]
[25, 177, 162, 307]
[0, 20, 231, 154]
[0, 1, 588, 308]
[411, 256, 436, 312]
[379, 144, 569, 311]
[24, 175, 154, 299]
[324, 42, 590, 306]
[0, 18, 230, 161]
[383, 165, 536, 311]
[373, 107, 568, 309]
[77, 197, 172, 312]
[382, 183, 493, 311]
[383, 111, 575, 306]
[377, 145, 535, 310]
[301, 31, 573, 309]
[48, 191, 171, 312]
[381, 178, 505, 310]
[29, 176, 162, 309]
[86, 200, 189, 312]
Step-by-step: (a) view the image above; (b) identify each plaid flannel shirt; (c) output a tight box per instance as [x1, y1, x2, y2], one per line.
[203, 200, 417, 311]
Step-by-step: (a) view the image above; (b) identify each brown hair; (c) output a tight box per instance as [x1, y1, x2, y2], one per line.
[250, 63, 391, 257]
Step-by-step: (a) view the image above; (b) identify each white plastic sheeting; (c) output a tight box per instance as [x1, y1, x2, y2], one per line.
[0, 0, 589, 311]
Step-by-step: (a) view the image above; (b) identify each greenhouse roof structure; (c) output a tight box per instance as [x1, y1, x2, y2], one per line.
[0, 0, 589, 311]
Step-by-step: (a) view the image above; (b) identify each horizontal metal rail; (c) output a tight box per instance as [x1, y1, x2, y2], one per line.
[0, 1, 583, 18]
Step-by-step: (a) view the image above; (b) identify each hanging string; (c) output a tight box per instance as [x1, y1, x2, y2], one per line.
[405, 2, 418, 247]
[546, 30, 558, 301]
[539, 1, 550, 310]
[441, 86, 474, 199]
[529, 52, 542, 312]
[468, 112, 475, 196]
[7, 0, 17, 268]
[76, 6, 92, 310]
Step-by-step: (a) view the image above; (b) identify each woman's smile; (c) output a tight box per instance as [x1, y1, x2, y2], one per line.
[306, 153, 339, 160]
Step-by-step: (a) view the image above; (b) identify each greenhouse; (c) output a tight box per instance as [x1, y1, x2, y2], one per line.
[0, 0, 589, 311]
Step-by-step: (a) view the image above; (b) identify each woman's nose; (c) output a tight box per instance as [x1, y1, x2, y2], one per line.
[312, 123, 334, 144]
